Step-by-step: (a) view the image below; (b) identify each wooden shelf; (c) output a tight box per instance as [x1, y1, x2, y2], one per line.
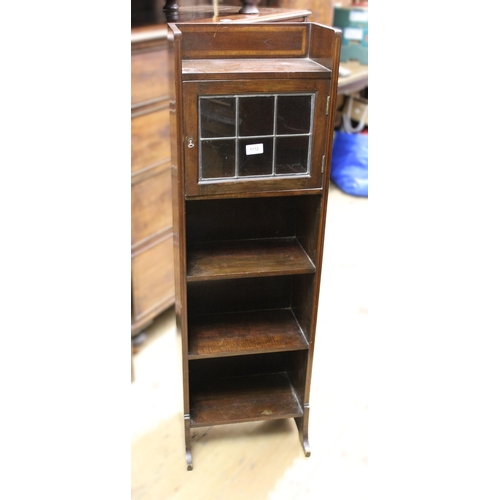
[190, 372, 303, 427]
[182, 58, 331, 81]
[186, 237, 315, 281]
[188, 309, 308, 359]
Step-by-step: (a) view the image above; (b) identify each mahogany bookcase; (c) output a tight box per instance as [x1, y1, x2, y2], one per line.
[168, 21, 342, 470]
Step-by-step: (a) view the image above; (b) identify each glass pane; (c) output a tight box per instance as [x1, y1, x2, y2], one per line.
[239, 96, 274, 137]
[277, 95, 311, 135]
[275, 136, 309, 174]
[201, 140, 236, 179]
[238, 137, 273, 177]
[200, 98, 236, 138]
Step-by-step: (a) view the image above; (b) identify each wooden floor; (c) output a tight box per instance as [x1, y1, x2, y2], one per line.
[131, 183, 368, 499]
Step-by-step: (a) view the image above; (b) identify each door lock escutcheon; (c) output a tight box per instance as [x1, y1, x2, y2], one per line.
[187, 138, 194, 148]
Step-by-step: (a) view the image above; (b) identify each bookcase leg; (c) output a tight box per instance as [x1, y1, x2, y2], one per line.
[184, 415, 193, 471]
[295, 404, 311, 457]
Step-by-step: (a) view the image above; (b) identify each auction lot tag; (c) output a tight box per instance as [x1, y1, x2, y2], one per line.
[246, 143, 264, 155]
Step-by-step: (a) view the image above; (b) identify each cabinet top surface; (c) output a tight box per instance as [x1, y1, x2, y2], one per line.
[171, 23, 340, 70]
[182, 58, 331, 80]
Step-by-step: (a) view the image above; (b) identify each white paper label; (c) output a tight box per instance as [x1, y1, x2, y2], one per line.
[246, 143, 264, 155]
[344, 27, 363, 41]
[349, 10, 368, 22]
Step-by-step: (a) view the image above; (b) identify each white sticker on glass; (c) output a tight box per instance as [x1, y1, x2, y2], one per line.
[246, 143, 264, 155]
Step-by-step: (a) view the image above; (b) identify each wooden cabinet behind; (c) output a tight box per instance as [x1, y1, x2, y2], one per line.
[131, 28, 175, 336]
[267, 0, 334, 25]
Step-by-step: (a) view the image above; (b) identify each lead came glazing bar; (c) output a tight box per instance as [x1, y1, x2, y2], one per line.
[272, 94, 278, 176]
[235, 96, 239, 177]
[198, 93, 314, 182]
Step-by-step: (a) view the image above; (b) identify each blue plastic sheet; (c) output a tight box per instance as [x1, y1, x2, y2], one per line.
[330, 131, 368, 197]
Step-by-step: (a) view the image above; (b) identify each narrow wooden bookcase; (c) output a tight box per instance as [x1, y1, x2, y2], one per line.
[168, 22, 342, 470]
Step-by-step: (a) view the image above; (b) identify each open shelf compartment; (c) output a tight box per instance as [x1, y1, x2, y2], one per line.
[187, 274, 317, 357]
[188, 308, 308, 359]
[189, 351, 307, 427]
[187, 237, 314, 281]
[185, 194, 322, 282]
[190, 372, 302, 427]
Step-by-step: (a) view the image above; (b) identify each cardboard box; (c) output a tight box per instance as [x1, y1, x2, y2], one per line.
[333, 6, 368, 65]
[342, 96, 368, 125]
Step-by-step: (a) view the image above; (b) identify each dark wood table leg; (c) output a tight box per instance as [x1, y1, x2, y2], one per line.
[163, 0, 179, 11]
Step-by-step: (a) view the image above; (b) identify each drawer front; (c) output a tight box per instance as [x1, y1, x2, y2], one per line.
[131, 106, 171, 174]
[131, 48, 169, 106]
[182, 79, 330, 197]
[131, 234, 175, 321]
[131, 167, 172, 248]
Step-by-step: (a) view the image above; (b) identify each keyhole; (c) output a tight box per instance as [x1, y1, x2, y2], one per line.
[187, 138, 194, 148]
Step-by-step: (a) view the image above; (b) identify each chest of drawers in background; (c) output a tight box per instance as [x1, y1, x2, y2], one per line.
[131, 26, 175, 336]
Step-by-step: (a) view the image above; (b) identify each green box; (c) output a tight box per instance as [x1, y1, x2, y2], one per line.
[333, 7, 368, 65]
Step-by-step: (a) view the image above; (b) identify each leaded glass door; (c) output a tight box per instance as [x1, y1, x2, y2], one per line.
[183, 79, 330, 196]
